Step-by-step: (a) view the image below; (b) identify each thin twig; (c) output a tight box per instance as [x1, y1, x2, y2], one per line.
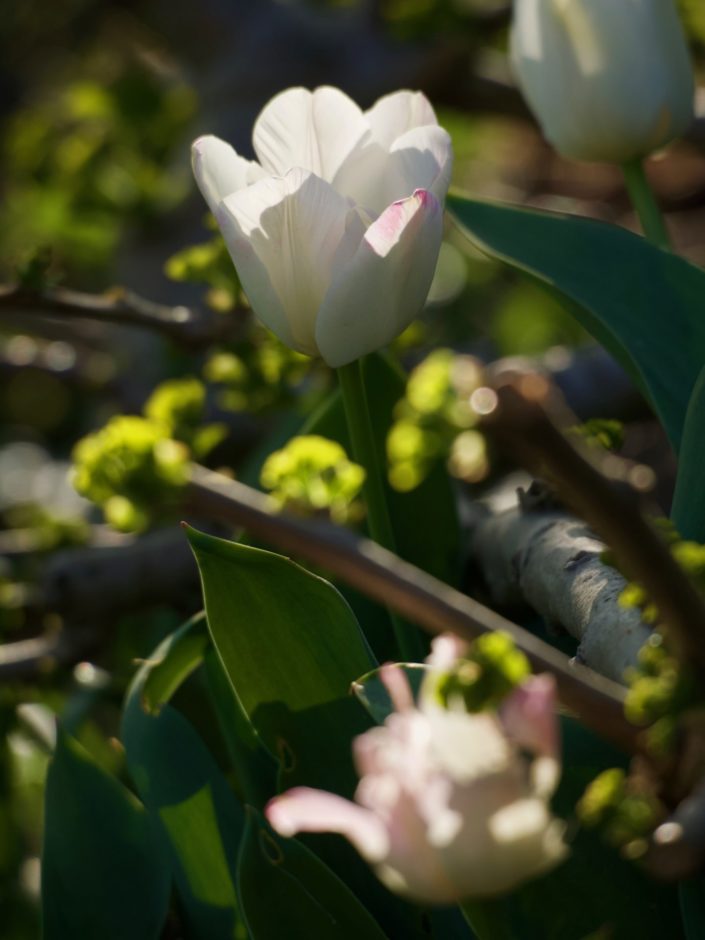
[0, 628, 94, 681]
[185, 464, 639, 754]
[478, 380, 705, 675]
[0, 284, 238, 348]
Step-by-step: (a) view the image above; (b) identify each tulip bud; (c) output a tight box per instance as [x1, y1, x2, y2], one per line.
[266, 660, 566, 904]
[510, 0, 694, 163]
[191, 87, 452, 367]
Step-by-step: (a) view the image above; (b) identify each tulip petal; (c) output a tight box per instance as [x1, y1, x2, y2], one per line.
[511, 0, 694, 162]
[500, 674, 559, 760]
[387, 125, 454, 205]
[365, 90, 438, 149]
[217, 167, 362, 355]
[316, 189, 443, 367]
[252, 86, 369, 182]
[425, 633, 469, 672]
[191, 136, 264, 214]
[266, 787, 389, 863]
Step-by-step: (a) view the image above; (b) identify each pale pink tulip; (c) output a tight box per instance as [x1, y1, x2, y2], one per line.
[266, 662, 566, 904]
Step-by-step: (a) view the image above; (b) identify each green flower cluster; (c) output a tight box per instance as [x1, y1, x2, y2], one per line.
[72, 416, 189, 532]
[165, 230, 240, 312]
[72, 377, 223, 532]
[260, 435, 365, 525]
[622, 634, 696, 755]
[432, 631, 531, 713]
[387, 349, 488, 492]
[578, 768, 664, 859]
[204, 333, 310, 415]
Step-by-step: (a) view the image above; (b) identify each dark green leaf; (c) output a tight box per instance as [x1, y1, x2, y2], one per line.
[186, 527, 431, 939]
[448, 193, 705, 450]
[122, 625, 247, 940]
[140, 611, 209, 714]
[237, 808, 389, 940]
[186, 525, 374, 796]
[506, 717, 683, 939]
[202, 645, 277, 809]
[671, 363, 705, 541]
[679, 877, 705, 940]
[42, 728, 170, 940]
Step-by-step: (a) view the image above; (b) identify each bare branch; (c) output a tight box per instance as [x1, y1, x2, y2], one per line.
[0, 284, 239, 348]
[471, 505, 651, 681]
[185, 464, 640, 754]
[0, 627, 94, 681]
[478, 381, 705, 675]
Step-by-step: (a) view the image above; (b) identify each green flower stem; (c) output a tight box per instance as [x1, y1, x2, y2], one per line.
[622, 158, 671, 251]
[337, 358, 423, 663]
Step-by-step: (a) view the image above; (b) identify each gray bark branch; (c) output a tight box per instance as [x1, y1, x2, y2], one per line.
[471, 503, 651, 682]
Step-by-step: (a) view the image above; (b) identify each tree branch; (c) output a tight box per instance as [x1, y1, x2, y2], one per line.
[0, 284, 239, 348]
[471, 504, 651, 681]
[477, 381, 705, 675]
[185, 464, 640, 754]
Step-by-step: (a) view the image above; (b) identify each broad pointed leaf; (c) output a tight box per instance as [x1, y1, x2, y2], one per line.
[42, 729, 170, 940]
[448, 193, 705, 451]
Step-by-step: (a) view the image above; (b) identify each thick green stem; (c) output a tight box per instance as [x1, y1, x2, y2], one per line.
[622, 159, 671, 251]
[337, 359, 423, 662]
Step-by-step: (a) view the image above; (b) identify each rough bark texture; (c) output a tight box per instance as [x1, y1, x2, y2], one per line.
[471, 504, 651, 683]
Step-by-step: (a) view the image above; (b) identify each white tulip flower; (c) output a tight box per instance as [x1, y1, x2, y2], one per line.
[192, 87, 452, 367]
[510, 0, 694, 164]
[266, 664, 566, 904]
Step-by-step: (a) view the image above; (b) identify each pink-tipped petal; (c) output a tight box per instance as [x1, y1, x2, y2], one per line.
[380, 664, 415, 713]
[386, 125, 454, 206]
[191, 136, 264, 214]
[500, 674, 559, 761]
[266, 787, 388, 862]
[425, 634, 469, 672]
[217, 167, 361, 356]
[316, 189, 443, 367]
[252, 86, 368, 182]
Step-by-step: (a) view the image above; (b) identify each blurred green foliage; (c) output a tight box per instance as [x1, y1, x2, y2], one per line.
[165, 228, 241, 312]
[203, 335, 314, 415]
[387, 348, 489, 491]
[1, 59, 196, 280]
[578, 767, 664, 860]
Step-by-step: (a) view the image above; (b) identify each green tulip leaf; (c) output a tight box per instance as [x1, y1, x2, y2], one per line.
[679, 877, 705, 940]
[42, 728, 170, 940]
[139, 611, 209, 714]
[237, 807, 389, 940]
[448, 193, 705, 451]
[185, 527, 433, 939]
[122, 623, 248, 939]
[671, 362, 705, 541]
[185, 525, 374, 796]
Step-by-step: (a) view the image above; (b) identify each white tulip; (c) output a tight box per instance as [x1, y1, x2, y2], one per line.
[510, 0, 694, 163]
[192, 87, 452, 367]
[266, 664, 566, 904]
